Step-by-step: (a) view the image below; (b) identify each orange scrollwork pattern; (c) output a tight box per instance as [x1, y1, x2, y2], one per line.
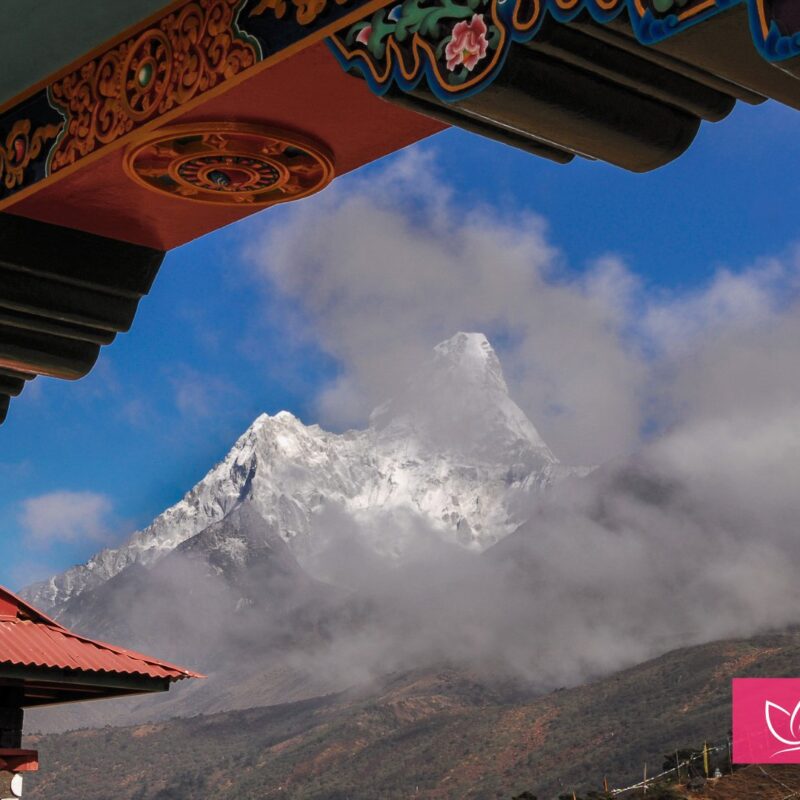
[47, 0, 260, 173]
[0, 119, 62, 191]
[249, 0, 351, 25]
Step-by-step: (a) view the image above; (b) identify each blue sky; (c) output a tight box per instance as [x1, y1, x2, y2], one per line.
[1, 98, 799, 589]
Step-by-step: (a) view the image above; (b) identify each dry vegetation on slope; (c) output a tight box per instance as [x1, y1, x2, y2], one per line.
[24, 630, 800, 800]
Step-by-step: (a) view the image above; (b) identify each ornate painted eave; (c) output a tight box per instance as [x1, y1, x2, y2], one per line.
[3, 0, 799, 213]
[0, 0, 443, 425]
[328, 0, 800, 169]
[329, 0, 800, 103]
[0, 0, 410, 213]
[3, 0, 798, 224]
[1, 0, 800, 423]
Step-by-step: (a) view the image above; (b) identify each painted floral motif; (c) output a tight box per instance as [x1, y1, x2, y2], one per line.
[330, 0, 785, 104]
[445, 13, 488, 70]
[765, 700, 800, 755]
[337, 0, 503, 94]
[0, 119, 62, 191]
[356, 23, 372, 44]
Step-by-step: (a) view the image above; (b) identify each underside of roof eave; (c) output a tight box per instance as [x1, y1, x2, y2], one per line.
[0, 662, 178, 707]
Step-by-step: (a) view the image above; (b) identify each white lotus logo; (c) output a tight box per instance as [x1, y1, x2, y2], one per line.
[765, 700, 800, 756]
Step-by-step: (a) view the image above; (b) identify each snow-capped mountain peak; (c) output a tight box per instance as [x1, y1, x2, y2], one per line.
[432, 331, 507, 388]
[371, 332, 554, 465]
[23, 333, 579, 614]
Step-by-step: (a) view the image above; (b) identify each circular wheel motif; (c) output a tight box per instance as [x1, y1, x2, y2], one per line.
[121, 30, 172, 121]
[123, 123, 335, 206]
[176, 155, 282, 193]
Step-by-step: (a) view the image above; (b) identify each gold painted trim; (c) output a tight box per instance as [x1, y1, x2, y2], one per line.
[122, 121, 335, 205]
[0, 0, 393, 214]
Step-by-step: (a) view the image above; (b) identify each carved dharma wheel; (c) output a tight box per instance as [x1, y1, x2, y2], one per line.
[124, 123, 335, 206]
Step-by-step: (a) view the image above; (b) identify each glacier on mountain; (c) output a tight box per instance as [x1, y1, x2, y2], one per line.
[24, 333, 587, 613]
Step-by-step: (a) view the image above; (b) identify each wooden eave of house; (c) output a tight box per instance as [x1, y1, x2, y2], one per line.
[0, 0, 799, 424]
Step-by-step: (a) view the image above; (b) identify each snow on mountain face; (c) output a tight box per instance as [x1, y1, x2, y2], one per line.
[23, 333, 582, 613]
[372, 332, 554, 465]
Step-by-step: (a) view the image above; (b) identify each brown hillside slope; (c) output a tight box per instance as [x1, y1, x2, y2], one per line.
[702, 765, 800, 800]
[633, 765, 800, 800]
[24, 630, 800, 800]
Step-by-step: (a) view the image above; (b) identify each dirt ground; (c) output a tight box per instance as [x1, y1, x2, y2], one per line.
[697, 765, 800, 800]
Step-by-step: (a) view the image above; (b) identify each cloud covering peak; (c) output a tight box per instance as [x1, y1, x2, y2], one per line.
[371, 331, 555, 463]
[246, 148, 800, 467]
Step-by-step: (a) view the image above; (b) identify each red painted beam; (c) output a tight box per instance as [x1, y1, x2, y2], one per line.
[7, 43, 443, 250]
[0, 749, 38, 772]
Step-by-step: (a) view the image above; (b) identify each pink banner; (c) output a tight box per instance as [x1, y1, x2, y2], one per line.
[733, 678, 800, 763]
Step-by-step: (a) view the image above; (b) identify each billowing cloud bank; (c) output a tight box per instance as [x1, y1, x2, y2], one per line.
[247, 149, 800, 466]
[241, 151, 800, 687]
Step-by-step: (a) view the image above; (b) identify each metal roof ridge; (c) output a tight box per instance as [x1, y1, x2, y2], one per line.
[53, 626, 206, 679]
[0, 585, 66, 629]
[0, 585, 204, 680]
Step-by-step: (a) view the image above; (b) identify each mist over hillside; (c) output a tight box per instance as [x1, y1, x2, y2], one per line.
[26, 630, 800, 800]
[24, 331, 800, 734]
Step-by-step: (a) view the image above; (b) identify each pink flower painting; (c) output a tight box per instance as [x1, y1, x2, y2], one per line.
[356, 24, 372, 46]
[445, 14, 489, 72]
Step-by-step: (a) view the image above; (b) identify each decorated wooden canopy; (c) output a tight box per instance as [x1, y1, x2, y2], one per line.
[0, 0, 799, 422]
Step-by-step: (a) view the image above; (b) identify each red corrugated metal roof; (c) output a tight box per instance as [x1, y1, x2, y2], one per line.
[0, 586, 202, 682]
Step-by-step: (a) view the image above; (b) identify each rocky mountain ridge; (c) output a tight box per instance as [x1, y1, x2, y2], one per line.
[24, 332, 585, 615]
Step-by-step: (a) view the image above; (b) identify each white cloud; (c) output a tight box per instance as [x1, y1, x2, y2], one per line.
[169, 365, 240, 420]
[12, 147, 800, 699]
[19, 491, 115, 548]
[247, 149, 647, 463]
[643, 252, 800, 357]
[246, 148, 800, 465]
[20, 168, 800, 692]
